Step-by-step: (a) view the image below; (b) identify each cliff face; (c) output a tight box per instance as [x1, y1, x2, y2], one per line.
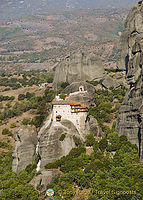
[12, 127, 37, 173]
[118, 1, 143, 73]
[116, 2, 143, 160]
[38, 114, 101, 169]
[53, 52, 105, 89]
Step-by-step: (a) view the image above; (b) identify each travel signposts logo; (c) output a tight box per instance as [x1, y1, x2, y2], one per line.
[46, 189, 54, 197]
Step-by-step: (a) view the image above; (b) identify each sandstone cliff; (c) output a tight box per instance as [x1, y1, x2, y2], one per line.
[53, 52, 105, 89]
[116, 1, 143, 160]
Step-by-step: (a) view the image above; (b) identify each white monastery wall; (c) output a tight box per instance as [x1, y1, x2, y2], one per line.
[52, 105, 87, 134]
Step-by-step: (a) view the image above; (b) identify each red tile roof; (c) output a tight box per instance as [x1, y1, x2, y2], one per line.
[51, 100, 88, 108]
[56, 115, 62, 118]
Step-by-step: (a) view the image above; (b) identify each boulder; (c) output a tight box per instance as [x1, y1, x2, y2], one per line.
[30, 169, 59, 190]
[102, 75, 121, 89]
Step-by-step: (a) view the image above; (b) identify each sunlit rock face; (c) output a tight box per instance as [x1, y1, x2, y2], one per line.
[53, 52, 105, 89]
[116, 2, 143, 160]
[38, 112, 102, 169]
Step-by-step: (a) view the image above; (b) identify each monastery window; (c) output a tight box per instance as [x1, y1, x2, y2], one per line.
[56, 115, 62, 122]
[79, 85, 84, 92]
[76, 120, 79, 125]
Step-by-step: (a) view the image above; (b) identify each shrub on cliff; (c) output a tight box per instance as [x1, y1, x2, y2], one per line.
[61, 82, 69, 89]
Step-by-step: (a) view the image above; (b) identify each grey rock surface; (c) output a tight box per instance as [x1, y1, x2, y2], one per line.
[102, 75, 121, 89]
[85, 116, 103, 138]
[118, 2, 143, 74]
[64, 81, 95, 105]
[38, 116, 101, 169]
[12, 126, 37, 173]
[53, 52, 105, 89]
[116, 2, 143, 160]
[30, 169, 59, 190]
[38, 120, 77, 169]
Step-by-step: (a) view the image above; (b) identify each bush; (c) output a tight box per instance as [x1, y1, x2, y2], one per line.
[21, 118, 31, 126]
[59, 133, 67, 141]
[86, 133, 95, 146]
[112, 121, 116, 130]
[59, 93, 66, 100]
[10, 123, 17, 128]
[2, 128, 12, 136]
[119, 135, 128, 142]
[25, 92, 35, 100]
[0, 141, 10, 149]
[0, 95, 15, 102]
[61, 82, 69, 89]
[93, 141, 99, 152]
[18, 94, 25, 101]
[73, 136, 82, 146]
[31, 115, 45, 128]
[44, 87, 55, 102]
[99, 138, 108, 152]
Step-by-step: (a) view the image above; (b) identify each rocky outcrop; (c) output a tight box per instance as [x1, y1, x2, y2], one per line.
[12, 127, 37, 173]
[53, 52, 105, 89]
[38, 120, 77, 169]
[102, 75, 121, 89]
[30, 169, 59, 190]
[102, 72, 128, 89]
[116, 2, 143, 160]
[85, 116, 103, 138]
[118, 1, 143, 73]
[37, 116, 101, 169]
[64, 81, 95, 105]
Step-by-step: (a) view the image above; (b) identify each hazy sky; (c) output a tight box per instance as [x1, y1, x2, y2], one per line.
[0, 0, 140, 20]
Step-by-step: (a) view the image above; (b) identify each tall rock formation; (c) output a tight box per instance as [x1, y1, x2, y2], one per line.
[37, 116, 101, 169]
[36, 83, 102, 169]
[53, 52, 105, 89]
[116, 1, 143, 160]
[12, 127, 37, 173]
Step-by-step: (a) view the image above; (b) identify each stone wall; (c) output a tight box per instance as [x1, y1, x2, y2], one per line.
[52, 104, 88, 136]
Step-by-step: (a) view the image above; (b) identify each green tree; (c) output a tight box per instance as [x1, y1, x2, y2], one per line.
[59, 93, 66, 100]
[2, 128, 12, 136]
[99, 138, 108, 152]
[18, 93, 26, 101]
[86, 133, 95, 146]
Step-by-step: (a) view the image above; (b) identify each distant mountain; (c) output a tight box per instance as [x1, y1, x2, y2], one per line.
[0, 0, 139, 20]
